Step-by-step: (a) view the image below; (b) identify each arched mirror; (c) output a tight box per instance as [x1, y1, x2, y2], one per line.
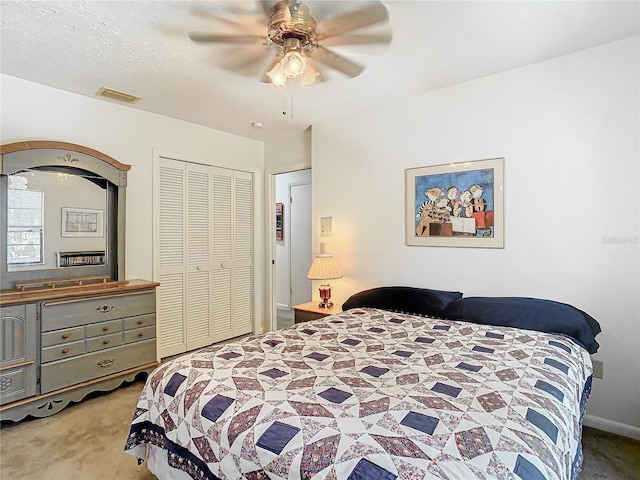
[0, 141, 128, 290]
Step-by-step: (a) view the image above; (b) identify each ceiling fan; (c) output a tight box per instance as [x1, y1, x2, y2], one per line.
[188, 0, 392, 87]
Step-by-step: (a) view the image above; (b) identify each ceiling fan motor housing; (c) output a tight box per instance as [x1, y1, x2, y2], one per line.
[268, 1, 317, 53]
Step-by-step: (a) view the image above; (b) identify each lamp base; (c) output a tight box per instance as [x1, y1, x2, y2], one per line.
[318, 284, 333, 309]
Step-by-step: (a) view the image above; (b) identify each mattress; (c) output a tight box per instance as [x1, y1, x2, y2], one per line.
[125, 307, 593, 480]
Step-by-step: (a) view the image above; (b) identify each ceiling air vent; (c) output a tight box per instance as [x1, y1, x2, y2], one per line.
[96, 87, 141, 104]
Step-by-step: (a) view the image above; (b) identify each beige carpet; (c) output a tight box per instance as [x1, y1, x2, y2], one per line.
[1, 380, 638, 480]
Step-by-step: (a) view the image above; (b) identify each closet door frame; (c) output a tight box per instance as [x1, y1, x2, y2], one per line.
[152, 149, 262, 360]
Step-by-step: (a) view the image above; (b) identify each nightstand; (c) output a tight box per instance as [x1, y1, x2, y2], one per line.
[293, 301, 342, 323]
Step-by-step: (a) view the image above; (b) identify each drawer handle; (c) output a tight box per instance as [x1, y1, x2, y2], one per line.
[96, 305, 114, 313]
[62, 333, 70, 339]
[137, 320, 143, 325]
[103, 340, 110, 345]
[137, 332, 144, 337]
[102, 326, 109, 331]
[97, 358, 115, 368]
[62, 348, 69, 354]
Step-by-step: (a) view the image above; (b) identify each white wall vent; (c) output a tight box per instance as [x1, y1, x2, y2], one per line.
[96, 87, 141, 104]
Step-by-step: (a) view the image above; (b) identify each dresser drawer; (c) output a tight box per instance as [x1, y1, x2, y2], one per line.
[123, 313, 156, 330]
[41, 291, 156, 331]
[0, 363, 37, 406]
[87, 332, 124, 352]
[124, 326, 155, 344]
[42, 340, 85, 363]
[42, 326, 85, 347]
[40, 339, 156, 394]
[86, 319, 122, 338]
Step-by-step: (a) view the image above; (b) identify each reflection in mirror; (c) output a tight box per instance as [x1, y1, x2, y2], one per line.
[7, 168, 107, 272]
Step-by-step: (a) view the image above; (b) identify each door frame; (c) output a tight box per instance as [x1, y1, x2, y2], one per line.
[265, 164, 310, 333]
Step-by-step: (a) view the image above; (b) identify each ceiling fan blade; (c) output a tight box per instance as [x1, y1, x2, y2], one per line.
[307, 46, 364, 78]
[259, 1, 275, 17]
[319, 33, 392, 47]
[189, 5, 267, 36]
[189, 33, 265, 44]
[221, 47, 277, 78]
[271, 0, 293, 23]
[316, 2, 389, 39]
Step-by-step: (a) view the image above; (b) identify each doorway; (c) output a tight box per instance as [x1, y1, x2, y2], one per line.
[274, 169, 312, 330]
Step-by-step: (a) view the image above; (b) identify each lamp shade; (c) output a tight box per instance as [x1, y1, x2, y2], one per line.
[307, 255, 342, 280]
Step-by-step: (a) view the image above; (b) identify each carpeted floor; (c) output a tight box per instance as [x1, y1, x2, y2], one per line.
[1, 380, 638, 480]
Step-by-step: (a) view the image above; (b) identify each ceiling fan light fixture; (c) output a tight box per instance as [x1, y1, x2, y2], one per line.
[267, 62, 287, 87]
[300, 63, 319, 86]
[280, 50, 306, 78]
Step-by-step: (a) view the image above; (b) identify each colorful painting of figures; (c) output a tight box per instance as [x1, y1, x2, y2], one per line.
[414, 168, 494, 238]
[405, 158, 504, 248]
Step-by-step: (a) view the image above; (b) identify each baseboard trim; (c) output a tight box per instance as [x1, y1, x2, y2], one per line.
[583, 414, 640, 440]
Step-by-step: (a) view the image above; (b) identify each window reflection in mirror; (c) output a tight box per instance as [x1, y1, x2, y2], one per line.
[7, 186, 44, 265]
[6, 169, 107, 272]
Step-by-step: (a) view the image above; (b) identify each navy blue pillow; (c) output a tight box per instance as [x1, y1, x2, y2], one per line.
[342, 286, 463, 317]
[442, 297, 601, 354]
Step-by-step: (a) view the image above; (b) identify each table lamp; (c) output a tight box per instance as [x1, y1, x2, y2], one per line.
[306, 255, 342, 308]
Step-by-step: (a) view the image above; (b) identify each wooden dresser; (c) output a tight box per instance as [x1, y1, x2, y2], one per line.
[0, 278, 159, 421]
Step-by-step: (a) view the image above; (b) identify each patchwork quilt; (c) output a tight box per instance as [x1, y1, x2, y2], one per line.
[125, 308, 593, 480]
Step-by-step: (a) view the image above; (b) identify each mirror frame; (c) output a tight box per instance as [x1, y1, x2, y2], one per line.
[0, 141, 129, 290]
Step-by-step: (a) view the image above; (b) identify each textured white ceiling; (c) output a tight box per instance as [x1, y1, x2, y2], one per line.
[1, 1, 638, 141]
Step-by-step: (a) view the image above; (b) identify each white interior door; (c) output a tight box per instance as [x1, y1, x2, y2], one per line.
[289, 183, 312, 307]
[185, 163, 213, 351]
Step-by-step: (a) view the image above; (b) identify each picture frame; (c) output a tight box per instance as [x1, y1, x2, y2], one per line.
[405, 158, 504, 248]
[275, 202, 284, 241]
[61, 207, 104, 237]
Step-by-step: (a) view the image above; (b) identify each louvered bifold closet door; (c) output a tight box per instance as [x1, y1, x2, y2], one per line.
[157, 158, 187, 357]
[185, 163, 213, 351]
[157, 160, 254, 357]
[233, 171, 253, 336]
[211, 167, 233, 342]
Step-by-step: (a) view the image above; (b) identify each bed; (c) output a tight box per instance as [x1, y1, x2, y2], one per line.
[125, 287, 600, 480]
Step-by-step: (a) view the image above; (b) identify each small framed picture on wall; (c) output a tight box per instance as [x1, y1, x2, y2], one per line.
[275, 202, 284, 241]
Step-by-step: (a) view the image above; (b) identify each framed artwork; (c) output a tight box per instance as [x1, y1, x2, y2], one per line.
[275, 202, 284, 241]
[61, 207, 104, 237]
[405, 158, 504, 248]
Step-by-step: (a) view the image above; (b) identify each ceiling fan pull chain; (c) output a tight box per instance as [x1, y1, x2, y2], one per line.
[290, 80, 295, 118]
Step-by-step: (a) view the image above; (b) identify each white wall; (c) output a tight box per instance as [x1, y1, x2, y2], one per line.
[1, 74, 266, 330]
[311, 37, 640, 438]
[264, 128, 312, 329]
[264, 127, 312, 172]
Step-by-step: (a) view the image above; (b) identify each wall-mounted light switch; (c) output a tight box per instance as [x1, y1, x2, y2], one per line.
[321, 216, 333, 237]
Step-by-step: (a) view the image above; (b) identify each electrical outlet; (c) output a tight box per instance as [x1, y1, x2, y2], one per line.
[592, 359, 604, 379]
